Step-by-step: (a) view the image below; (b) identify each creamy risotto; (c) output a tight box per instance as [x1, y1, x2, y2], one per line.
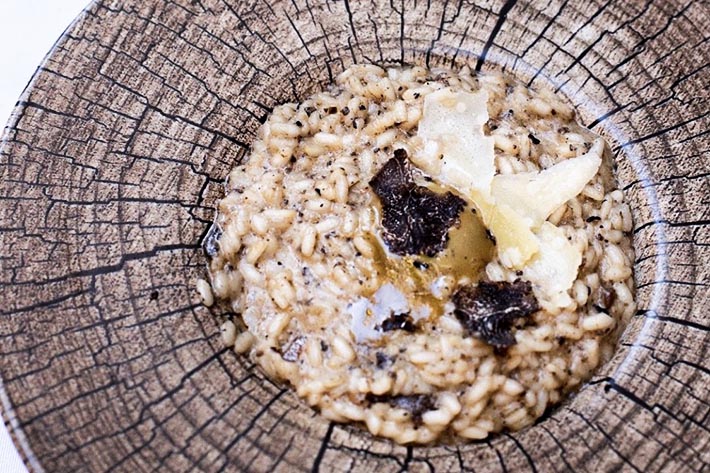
[199, 65, 636, 444]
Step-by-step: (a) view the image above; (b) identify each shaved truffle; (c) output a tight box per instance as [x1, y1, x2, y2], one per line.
[375, 351, 395, 369]
[370, 149, 466, 257]
[594, 283, 616, 311]
[379, 312, 416, 333]
[452, 280, 539, 348]
[366, 393, 434, 425]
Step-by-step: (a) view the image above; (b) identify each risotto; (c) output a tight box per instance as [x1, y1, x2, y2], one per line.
[200, 65, 636, 444]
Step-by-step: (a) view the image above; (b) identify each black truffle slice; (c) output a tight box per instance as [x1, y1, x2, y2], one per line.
[375, 351, 395, 369]
[452, 280, 539, 348]
[379, 312, 416, 333]
[370, 149, 466, 257]
[366, 393, 435, 426]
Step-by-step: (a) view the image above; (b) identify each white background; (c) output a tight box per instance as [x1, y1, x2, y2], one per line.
[1, 2, 91, 471]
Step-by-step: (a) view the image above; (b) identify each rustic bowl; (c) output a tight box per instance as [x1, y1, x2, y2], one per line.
[1, 0, 708, 471]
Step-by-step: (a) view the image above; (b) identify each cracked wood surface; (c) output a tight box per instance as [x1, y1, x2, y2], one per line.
[0, 0, 708, 471]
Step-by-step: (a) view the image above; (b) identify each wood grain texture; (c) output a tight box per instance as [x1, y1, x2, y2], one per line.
[0, 0, 708, 471]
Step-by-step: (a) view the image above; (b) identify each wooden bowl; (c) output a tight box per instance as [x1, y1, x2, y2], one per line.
[1, 1, 708, 471]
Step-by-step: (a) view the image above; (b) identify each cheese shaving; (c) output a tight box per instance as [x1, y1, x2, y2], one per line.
[522, 222, 584, 311]
[417, 88, 495, 192]
[469, 189, 539, 269]
[491, 139, 603, 230]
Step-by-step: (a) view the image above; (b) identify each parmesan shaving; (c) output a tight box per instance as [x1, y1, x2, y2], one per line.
[469, 189, 539, 269]
[522, 222, 583, 311]
[491, 139, 604, 230]
[418, 88, 495, 192]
